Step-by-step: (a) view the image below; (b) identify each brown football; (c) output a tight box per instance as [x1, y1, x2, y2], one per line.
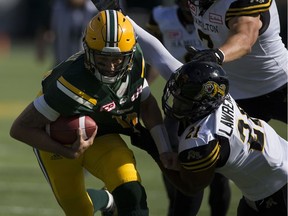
[46, 115, 97, 144]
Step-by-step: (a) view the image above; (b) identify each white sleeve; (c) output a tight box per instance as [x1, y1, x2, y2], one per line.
[140, 79, 151, 102]
[33, 95, 60, 121]
[128, 16, 183, 81]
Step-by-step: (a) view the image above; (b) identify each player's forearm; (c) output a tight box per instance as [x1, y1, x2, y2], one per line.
[11, 124, 67, 155]
[219, 34, 253, 62]
[140, 94, 172, 153]
[10, 103, 79, 158]
[159, 165, 204, 196]
[140, 95, 163, 129]
[220, 15, 261, 62]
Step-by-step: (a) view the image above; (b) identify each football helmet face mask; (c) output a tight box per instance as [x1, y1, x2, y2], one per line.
[83, 10, 136, 84]
[162, 61, 229, 123]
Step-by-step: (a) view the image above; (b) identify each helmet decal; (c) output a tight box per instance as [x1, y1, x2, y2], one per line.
[162, 61, 229, 123]
[105, 10, 118, 48]
[200, 80, 226, 99]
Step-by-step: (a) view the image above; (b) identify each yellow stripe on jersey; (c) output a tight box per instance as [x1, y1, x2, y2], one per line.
[226, 0, 271, 21]
[42, 70, 53, 80]
[141, 57, 145, 78]
[36, 90, 43, 97]
[181, 142, 220, 172]
[57, 76, 97, 109]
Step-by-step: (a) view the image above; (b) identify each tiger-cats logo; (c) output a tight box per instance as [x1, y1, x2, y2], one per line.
[195, 81, 226, 100]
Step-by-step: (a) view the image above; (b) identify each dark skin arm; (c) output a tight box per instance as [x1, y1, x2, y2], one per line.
[133, 96, 215, 195]
[137, 89, 215, 193]
[156, 152, 216, 196]
[10, 103, 97, 159]
[140, 93, 163, 130]
[141, 93, 179, 168]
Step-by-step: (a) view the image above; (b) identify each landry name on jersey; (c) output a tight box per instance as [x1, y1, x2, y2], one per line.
[177, 94, 288, 201]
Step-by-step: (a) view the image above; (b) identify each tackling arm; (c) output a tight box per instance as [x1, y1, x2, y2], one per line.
[140, 93, 172, 154]
[131, 94, 213, 194]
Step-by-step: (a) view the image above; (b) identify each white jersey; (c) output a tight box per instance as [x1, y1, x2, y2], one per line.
[152, 5, 203, 63]
[178, 94, 288, 201]
[188, 0, 288, 99]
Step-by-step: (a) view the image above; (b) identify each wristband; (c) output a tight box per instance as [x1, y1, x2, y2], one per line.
[150, 124, 172, 154]
[214, 48, 225, 64]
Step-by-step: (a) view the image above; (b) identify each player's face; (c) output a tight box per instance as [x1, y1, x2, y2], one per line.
[166, 91, 192, 120]
[95, 55, 126, 77]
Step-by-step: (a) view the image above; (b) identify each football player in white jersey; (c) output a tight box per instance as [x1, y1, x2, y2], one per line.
[90, 1, 287, 215]
[146, 1, 230, 215]
[161, 60, 288, 216]
[131, 0, 288, 126]
[185, 0, 287, 124]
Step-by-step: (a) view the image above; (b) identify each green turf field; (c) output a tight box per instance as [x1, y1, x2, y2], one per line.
[0, 43, 286, 216]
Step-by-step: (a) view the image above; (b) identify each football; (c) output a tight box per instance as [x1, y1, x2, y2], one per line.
[46, 115, 97, 144]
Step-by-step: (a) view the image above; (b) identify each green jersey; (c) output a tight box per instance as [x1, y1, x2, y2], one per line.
[40, 44, 146, 136]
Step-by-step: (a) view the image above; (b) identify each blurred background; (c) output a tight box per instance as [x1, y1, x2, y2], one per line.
[0, 0, 286, 216]
[0, 0, 286, 55]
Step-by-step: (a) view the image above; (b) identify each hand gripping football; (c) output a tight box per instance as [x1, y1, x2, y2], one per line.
[46, 115, 97, 144]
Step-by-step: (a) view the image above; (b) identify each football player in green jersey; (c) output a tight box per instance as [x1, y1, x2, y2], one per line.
[10, 10, 171, 216]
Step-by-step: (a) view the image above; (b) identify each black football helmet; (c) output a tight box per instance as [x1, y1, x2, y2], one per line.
[162, 61, 229, 123]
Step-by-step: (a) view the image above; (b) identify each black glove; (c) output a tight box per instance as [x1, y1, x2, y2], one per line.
[91, 0, 121, 11]
[130, 123, 160, 161]
[185, 45, 225, 65]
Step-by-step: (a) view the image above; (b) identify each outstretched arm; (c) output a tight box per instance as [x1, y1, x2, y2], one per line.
[128, 18, 183, 81]
[140, 93, 172, 155]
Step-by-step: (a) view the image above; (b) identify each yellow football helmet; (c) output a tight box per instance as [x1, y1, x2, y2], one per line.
[83, 10, 137, 84]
